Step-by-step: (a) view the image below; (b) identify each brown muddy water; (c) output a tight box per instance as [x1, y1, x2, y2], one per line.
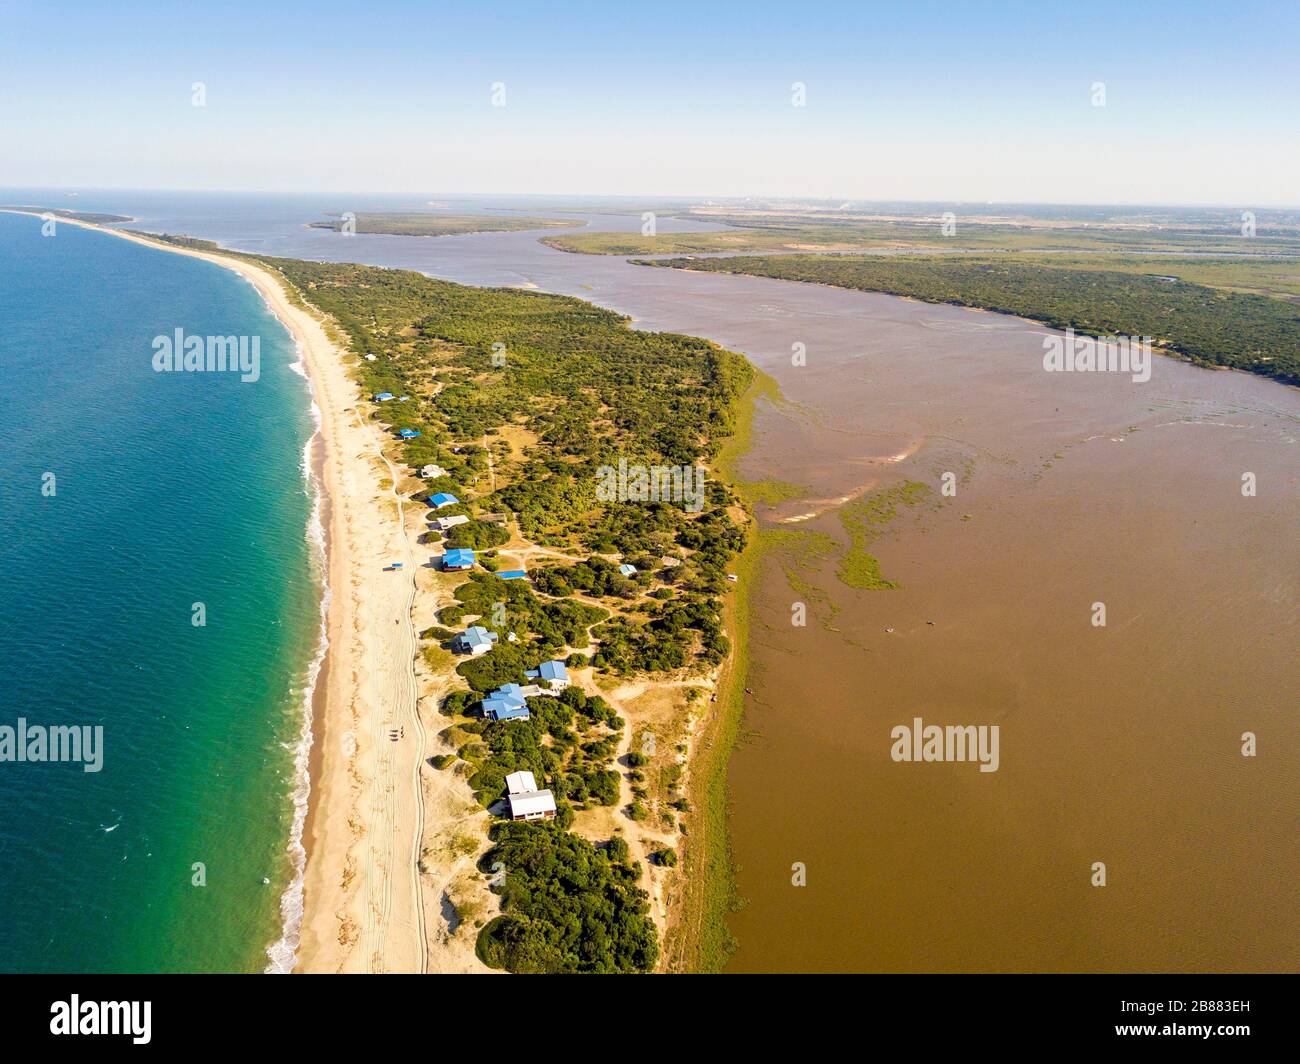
[148, 214, 1300, 972]
[708, 289, 1299, 973]
[575, 265, 1295, 974]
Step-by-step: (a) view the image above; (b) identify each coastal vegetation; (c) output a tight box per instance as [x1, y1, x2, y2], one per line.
[444, 684, 622, 815]
[250, 253, 753, 973]
[475, 824, 659, 973]
[541, 210, 1300, 257]
[439, 572, 607, 658]
[642, 255, 1300, 385]
[1, 205, 132, 224]
[309, 212, 582, 237]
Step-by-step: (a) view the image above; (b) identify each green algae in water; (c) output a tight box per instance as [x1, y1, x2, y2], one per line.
[836, 481, 932, 590]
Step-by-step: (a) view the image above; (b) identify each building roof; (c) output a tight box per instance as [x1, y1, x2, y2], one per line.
[505, 770, 537, 794]
[457, 625, 497, 650]
[373, 392, 395, 401]
[419, 464, 448, 478]
[508, 790, 557, 818]
[496, 569, 527, 580]
[443, 548, 475, 568]
[619, 563, 637, 576]
[483, 699, 529, 721]
[435, 514, 470, 529]
[398, 428, 421, 439]
[428, 492, 459, 508]
[481, 683, 528, 719]
[526, 659, 569, 683]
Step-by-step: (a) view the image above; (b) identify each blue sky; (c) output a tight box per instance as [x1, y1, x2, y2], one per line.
[3, 0, 1297, 204]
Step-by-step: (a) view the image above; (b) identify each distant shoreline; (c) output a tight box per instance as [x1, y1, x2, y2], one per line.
[307, 211, 584, 238]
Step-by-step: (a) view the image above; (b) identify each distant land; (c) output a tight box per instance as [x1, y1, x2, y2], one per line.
[542, 205, 1300, 257]
[642, 253, 1300, 385]
[0, 205, 133, 224]
[309, 212, 584, 237]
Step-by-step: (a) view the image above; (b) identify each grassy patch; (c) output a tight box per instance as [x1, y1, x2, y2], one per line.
[836, 481, 932, 590]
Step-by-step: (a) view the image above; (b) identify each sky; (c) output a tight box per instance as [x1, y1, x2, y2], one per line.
[3, 0, 1298, 206]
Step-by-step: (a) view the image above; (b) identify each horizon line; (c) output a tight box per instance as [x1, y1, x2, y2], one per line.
[4, 184, 1298, 213]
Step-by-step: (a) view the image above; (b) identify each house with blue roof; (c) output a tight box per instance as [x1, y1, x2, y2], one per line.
[372, 392, 395, 402]
[453, 625, 498, 657]
[483, 699, 529, 722]
[427, 492, 460, 509]
[525, 659, 571, 693]
[482, 683, 530, 722]
[442, 548, 475, 571]
[398, 428, 421, 440]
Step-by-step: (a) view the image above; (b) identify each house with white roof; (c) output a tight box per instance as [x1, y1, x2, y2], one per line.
[419, 464, 449, 479]
[432, 513, 470, 532]
[504, 770, 556, 822]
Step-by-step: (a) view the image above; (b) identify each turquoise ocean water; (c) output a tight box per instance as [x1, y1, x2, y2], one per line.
[0, 211, 322, 972]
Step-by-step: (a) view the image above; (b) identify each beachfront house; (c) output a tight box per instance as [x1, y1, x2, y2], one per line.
[504, 770, 557, 822]
[398, 428, 421, 440]
[372, 391, 395, 402]
[419, 464, 449, 479]
[482, 684, 530, 721]
[525, 659, 570, 693]
[453, 625, 498, 657]
[618, 563, 637, 576]
[427, 492, 460, 509]
[497, 569, 527, 580]
[432, 514, 470, 533]
[442, 548, 475, 571]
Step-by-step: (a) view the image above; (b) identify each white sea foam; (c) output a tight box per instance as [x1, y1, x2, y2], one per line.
[197, 259, 328, 973]
[263, 336, 329, 975]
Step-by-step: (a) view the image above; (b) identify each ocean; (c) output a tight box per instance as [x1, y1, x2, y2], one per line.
[0, 210, 322, 972]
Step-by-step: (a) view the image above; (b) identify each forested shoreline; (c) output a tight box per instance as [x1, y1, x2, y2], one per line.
[641, 255, 1300, 385]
